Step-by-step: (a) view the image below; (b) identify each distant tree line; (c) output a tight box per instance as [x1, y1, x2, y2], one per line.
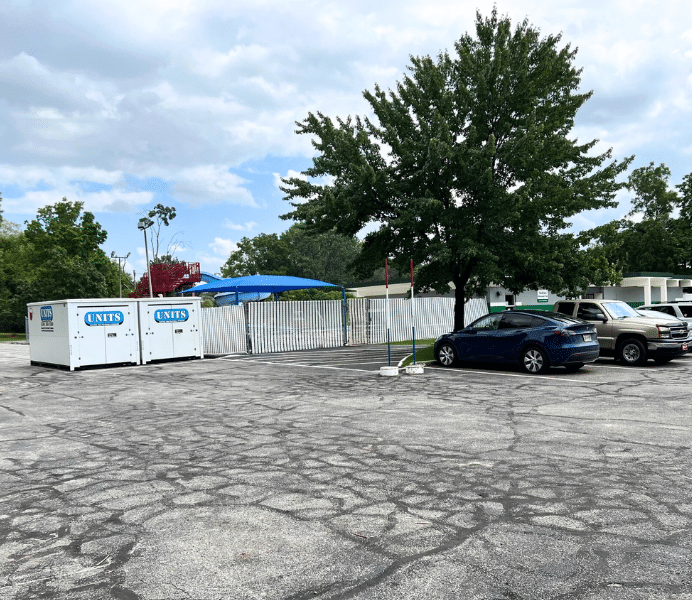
[584, 163, 692, 274]
[0, 199, 129, 332]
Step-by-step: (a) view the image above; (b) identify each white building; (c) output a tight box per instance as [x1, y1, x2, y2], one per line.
[487, 273, 692, 313]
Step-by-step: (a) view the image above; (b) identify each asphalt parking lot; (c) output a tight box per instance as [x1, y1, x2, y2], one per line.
[1, 342, 691, 599]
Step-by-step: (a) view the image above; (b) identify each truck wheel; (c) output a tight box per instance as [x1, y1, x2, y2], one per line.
[617, 338, 646, 366]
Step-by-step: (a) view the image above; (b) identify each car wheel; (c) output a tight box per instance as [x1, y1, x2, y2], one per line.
[617, 338, 647, 366]
[436, 342, 457, 367]
[564, 362, 584, 373]
[521, 346, 549, 374]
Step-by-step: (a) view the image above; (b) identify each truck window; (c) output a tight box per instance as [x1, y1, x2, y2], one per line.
[577, 303, 607, 321]
[555, 302, 575, 316]
[679, 305, 692, 318]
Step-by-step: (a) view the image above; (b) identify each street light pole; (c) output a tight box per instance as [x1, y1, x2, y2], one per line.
[110, 251, 131, 298]
[138, 218, 154, 298]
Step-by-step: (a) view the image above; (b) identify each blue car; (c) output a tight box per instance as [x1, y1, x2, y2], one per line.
[434, 310, 600, 374]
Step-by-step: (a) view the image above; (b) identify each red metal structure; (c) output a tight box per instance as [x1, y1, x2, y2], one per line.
[130, 262, 201, 297]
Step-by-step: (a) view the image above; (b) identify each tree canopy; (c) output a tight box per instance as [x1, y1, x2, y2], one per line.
[0, 199, 122, 331]
[221, 224, 361, 285]
[140, 203, 184, 262]
[282, 9, 632, 329]
[585, 163, 692, 274]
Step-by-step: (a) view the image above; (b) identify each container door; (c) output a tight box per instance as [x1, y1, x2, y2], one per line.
[103, 304, 136, 364]
[75, 306, 107, 366]
[147, 303, 175, 361]
[170, 303, 197, 358]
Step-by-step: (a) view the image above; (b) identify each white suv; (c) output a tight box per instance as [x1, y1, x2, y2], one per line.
[639, 302, 692, 326]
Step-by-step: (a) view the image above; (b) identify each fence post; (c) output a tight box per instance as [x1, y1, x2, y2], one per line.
[341, 287, 348, 346]
[244, 302, 252, 354]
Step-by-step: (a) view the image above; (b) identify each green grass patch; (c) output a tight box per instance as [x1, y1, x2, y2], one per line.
[381, 338, 437, 346]
[0, 333, 26, 343]
[379, 338, 437, 366]
[400, 344, 435, 367]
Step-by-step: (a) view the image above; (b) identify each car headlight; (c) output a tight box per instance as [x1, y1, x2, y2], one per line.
[657, 326, 671, 339]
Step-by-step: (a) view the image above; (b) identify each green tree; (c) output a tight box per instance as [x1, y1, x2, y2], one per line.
[0, 224, 32, 331]
[18, 199, 116, 306]
[585, 163, 689, 274]
[222, 233, 289, 277]
[282, 9, 632, 329]
[627, 162, 677, 221]
[221, 224, 361, 284]
[282, 225, 361, 283]
[140, 204, 184, 262]
[25, 199, 107, 259]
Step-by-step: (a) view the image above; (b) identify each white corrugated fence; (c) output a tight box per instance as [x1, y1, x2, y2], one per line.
[201, 296, 488, 355]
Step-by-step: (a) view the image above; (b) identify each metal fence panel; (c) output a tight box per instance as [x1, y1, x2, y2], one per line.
[248, 300, 344, 354]
[368, 297, 487, 343]
[200, 305, 247, 355]
[346, 298, 369, 345]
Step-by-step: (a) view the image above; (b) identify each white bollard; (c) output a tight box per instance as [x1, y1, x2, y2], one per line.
[405, 365, 424, 375]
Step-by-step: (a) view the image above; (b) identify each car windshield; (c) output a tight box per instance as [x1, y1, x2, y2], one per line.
[606, 301, 640, 319]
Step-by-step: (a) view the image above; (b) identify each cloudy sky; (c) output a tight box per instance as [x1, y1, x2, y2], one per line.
[1, 0, 691, 277]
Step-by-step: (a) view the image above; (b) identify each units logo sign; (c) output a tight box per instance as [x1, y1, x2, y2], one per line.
[40, 305, 54, 332]
[154, 308, 189, 323]
[84, 311, 125, 326]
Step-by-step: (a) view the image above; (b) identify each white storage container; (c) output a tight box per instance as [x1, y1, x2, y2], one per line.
[137, 297, 204, 364]
[27, 299, 140, 370]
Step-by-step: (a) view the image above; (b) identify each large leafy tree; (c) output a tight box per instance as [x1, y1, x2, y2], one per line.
[282, 9, 632, 329]
[222, 233, 290, 277]
[0, 199, 121, 326]
[586, 163, 691, 273]
[221, 224, 360, 284]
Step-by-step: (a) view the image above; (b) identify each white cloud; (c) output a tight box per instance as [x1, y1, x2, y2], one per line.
[0, 164, 154, 214]
[222, 220, 256, 231]
[273, 170, 306, 190]
[4, 189, 153, 216]
[172, 166, 255, 207]
[209, 237, 237, 255]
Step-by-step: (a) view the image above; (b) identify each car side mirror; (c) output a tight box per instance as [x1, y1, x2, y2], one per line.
[596, 314, 607, 322]
[463, 327, 476, 334]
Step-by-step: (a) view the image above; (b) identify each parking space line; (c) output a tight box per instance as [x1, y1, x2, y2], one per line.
[427, 365, 585, 383]
[587, 362, 688, 370]
[229, 359, 374, 373]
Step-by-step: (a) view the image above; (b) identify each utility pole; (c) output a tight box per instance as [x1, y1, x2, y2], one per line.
[110, 251, 131, 298]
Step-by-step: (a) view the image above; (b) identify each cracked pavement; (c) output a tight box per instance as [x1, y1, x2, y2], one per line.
[1, 343, 691, 599]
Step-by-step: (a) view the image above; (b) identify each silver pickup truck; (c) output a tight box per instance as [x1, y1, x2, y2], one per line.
[553, 299, 689, 365]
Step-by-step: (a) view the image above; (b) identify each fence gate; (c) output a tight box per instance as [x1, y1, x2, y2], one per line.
[248, 300, 343, 354]
[200, 305, 247, 354]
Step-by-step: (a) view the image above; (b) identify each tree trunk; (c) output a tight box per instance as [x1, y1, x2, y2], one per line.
[453, 282, 466, 331]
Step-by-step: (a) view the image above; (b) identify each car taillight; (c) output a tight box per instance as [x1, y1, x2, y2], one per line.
[554, 329, 572, 337]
